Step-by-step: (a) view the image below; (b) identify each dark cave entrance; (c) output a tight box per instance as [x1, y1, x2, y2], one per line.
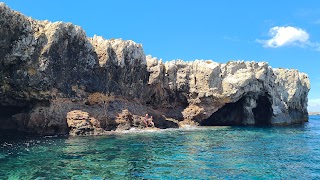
[200, 94, 273, 126]
[0, 105, 29, 129]
[200, 97, 245, 126]
[252, 95, 272, 125]
[0, 105, 26, 118]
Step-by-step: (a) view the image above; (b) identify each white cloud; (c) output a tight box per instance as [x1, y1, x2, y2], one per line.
[258, 26, 309, 48]
[308, 99, 320, 112]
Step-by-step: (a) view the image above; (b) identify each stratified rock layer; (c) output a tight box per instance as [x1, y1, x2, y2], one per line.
[0, 3, 310, 135]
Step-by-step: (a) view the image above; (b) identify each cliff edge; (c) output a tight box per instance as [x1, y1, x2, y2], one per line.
[0, 3, 310, 135]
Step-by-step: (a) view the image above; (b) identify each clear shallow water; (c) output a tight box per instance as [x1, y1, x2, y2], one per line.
[0, 116, 320, 179]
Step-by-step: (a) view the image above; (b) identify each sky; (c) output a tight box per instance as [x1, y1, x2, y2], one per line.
[2, 0, 320, 111]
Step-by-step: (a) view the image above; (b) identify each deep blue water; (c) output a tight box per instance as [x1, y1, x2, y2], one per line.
[0, 116, 320, 179]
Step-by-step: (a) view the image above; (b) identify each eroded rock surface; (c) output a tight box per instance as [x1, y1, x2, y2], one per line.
[146, 57, 310, 126]
[0, 3, 311, 135]
[67, 110, 104, 136]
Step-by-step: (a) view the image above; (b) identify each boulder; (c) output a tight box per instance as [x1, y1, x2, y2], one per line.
[66, 110, 104, 136]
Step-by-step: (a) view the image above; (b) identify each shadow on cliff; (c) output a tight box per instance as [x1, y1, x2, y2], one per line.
[200, 93, 273, 126]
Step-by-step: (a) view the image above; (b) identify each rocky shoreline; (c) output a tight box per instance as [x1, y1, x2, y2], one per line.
[0, 3, 311, 136]
[309, 112, 320, 115]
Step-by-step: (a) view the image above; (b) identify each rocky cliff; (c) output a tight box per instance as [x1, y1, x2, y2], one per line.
[0, 3, 310, 135]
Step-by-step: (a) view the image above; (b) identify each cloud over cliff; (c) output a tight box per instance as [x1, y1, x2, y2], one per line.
[258, 26, 309, 48]
[257, 26, 320, 51]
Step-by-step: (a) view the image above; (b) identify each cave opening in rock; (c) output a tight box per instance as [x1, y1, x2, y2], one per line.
[252, 95, 272, 125]
[0, 105, 29, 129]
[200, 94, 273, 126]
[0, 105, 26, 118]
[200, 97, 246, 126]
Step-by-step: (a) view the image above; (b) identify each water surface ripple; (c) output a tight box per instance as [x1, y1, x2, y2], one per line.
[1, 116, 320, 179]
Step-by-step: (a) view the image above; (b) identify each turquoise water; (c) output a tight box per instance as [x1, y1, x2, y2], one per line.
[1, 116, 320, 179]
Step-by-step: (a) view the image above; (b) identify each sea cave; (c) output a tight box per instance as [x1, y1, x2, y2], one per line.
[201, 94, 273, 126]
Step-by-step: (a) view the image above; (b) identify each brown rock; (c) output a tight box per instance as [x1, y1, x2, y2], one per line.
[66, 110, 104, 136]
[114, 109, 134, 131]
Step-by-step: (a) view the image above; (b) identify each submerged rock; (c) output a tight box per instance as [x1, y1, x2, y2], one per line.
[0, 3, 310, 135]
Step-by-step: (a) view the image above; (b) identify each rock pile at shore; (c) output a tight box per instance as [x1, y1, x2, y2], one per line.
[0, 3, 310, 135]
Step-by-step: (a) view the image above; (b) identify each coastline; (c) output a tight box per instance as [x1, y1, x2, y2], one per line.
[308, 112, 320, 115]
[0, 3, 311, 136]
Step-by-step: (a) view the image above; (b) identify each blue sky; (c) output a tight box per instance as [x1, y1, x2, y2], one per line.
[2, 0, 320, 111]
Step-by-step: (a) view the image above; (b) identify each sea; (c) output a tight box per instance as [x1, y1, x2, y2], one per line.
[0, 115, 320, 179]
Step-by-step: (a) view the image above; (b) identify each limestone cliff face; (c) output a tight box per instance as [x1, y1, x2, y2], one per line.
[0, 3, 310, 135]
[146, 58, 310, 125]
[0, 3, 150, 134]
